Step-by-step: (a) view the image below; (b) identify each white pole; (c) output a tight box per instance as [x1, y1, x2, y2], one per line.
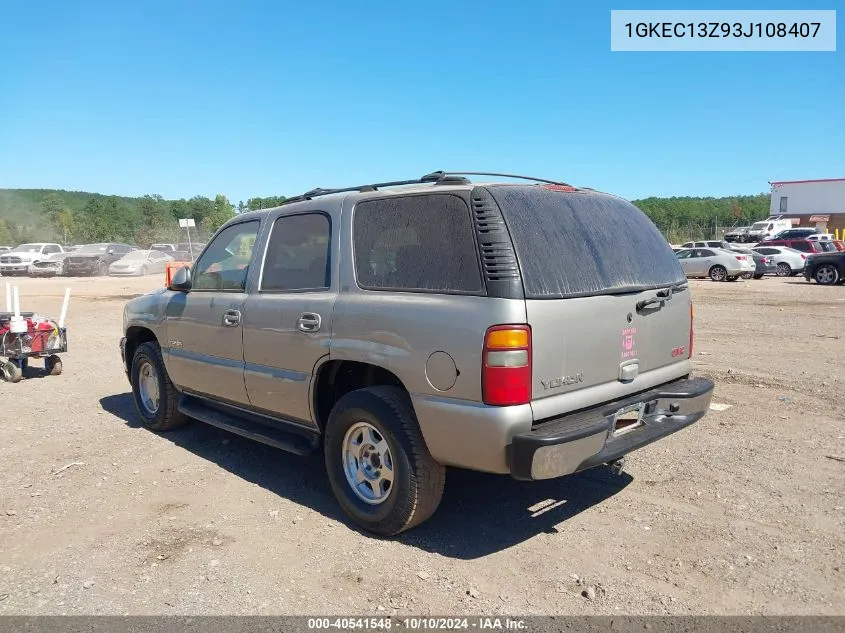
[186, 225, 193, 260]
[4, 282, 10, 313]
[58, 288, 71, 329]
[12, 285, 20, 318]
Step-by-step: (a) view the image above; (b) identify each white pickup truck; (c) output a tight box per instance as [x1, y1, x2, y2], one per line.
[0, 243, 64, 276]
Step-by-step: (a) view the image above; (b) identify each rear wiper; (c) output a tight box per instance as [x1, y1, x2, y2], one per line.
[636, 283, 687, 311]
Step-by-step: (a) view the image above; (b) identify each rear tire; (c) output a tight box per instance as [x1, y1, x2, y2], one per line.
[45, 355, 62, 376]
[741, 272, 753, 280]
[324, 386, 445, 536]
[776, 263, 792, 277]
[814, 264, 839, 286]
[753, 274, 764, 280]
[130, 341, 189, 431]
[709, 265, 727, 282]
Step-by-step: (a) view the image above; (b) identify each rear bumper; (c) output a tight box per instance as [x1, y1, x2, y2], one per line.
[509, 377, 714, 481]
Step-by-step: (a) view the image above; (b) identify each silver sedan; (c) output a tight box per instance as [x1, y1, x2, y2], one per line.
[109, 250, 173, 276]
[675, 247, 756, 281]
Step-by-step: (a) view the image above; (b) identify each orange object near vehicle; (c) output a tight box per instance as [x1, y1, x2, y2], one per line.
[165, 261, 191, 287]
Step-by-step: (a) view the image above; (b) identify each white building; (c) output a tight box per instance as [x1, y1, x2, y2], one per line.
[769, 178, 845, 237]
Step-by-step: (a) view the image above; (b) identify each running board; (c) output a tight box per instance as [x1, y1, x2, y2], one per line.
[178, 395, 319, 456]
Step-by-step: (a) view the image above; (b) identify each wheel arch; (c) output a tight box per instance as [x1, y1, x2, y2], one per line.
[124, 326, 159, 373]
[311, 358, 408, 432]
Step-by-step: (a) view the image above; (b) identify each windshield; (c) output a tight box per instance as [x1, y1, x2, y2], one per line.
[12, 244, 43, 253]
[750, 222, 768, 231]
[121, 251, 150, 261]
[77, 243, 109, 253]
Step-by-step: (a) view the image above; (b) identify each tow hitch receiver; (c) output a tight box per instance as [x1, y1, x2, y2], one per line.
[612, 402, 646, 437]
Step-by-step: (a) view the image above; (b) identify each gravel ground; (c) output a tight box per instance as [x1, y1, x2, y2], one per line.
[0, 274, 842, 615]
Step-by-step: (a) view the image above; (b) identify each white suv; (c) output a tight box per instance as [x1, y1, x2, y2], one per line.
[0, 243, 64, 276]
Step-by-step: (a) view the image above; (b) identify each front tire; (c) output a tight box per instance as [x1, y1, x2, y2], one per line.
[1, 361, 22, 383]
[814, 264, 840, 286]
[709, 265, 727, 282]
[741, 272, 753, 280]
[324, 386, 445, 536]
[130, 341, 189, 431]
[753, 274, 764, 280]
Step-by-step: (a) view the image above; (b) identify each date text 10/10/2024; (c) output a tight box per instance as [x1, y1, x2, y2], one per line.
[307, 618, 528, 630]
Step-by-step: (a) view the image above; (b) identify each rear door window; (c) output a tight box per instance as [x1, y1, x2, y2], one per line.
[353, 194, 483, 294]
[486, 186, 685, 299]
[261, 213, 331, 291]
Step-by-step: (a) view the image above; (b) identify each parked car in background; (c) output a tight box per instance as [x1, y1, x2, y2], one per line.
[806, 233, 834, 242]
[176, 242, 206, 260]
[109, 250, 173, 276]
[729, 247, 776, 279]
[0, 243, 64, 276]
[724, 227, 750, 243]
[804, 250, 845, 285]
[65, 245, 81, 252]
[150, 244, 176, 254]
[680, 240, 740, 251]
[64, 243, 135, 276]
[28, 250, 74, 277]
[747, 219, 794, 243]
[0, 246, 12, 253]
[756, 238, 825, 254]
[771, 228, 817, 241]
[752, 246, 807, 277]
[676, 247, 756, 281]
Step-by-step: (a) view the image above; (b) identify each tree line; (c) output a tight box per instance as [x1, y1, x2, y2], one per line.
[0, 190, 292, 247]
[0, 187, 771, 247]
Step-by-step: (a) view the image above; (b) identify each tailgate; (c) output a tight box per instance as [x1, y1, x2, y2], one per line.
[527, 289, 691, 402]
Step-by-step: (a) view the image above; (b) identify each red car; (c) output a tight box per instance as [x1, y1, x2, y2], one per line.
[829, 240, 845, 252]
[756, 238, 826, 254]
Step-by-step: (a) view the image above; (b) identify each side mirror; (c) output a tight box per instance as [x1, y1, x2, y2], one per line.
[169, 266, 193, 292]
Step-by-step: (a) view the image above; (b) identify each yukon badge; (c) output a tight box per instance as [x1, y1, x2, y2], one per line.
[541, 373, 584, 390]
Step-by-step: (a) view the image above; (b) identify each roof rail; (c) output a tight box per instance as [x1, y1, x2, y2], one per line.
[280, 171, 572, 205]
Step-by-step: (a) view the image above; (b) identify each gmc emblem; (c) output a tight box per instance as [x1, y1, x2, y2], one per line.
[671, 346, 686, 357]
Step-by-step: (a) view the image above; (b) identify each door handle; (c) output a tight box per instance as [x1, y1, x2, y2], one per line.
[222, 309, 241, 327]
[297, 312, 322, 333]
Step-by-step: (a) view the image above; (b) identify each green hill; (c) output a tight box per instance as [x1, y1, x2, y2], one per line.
[0, 187, 771, 247]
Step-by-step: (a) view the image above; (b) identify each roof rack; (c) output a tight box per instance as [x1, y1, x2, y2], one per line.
[280, 171, 573, 205]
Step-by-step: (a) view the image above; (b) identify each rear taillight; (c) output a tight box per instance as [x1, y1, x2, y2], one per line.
[735, 255, 746, 261]
[482, 325, 532, 406]
[801, 254, 807, 260]
[689, 303, 695, 359]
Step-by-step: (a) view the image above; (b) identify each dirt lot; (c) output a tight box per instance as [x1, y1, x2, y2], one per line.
[0, 273, 843, 616]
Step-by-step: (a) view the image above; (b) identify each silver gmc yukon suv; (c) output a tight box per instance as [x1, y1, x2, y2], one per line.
[120, 171, 714, 535]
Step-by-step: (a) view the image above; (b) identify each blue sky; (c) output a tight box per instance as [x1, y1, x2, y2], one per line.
[0, 0, 841, 203]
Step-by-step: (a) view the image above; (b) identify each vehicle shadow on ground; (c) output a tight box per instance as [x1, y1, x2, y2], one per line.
[100, 393, 632, 560]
